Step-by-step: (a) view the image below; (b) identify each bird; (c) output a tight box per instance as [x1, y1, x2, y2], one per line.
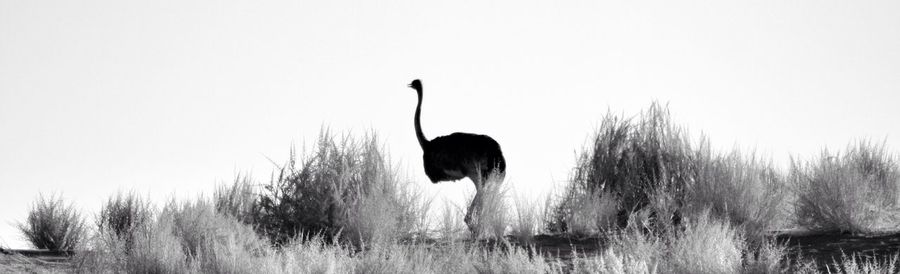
[407, 79, 506, 234]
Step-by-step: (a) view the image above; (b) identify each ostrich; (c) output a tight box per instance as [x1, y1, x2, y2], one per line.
[407, 79, 506, 233]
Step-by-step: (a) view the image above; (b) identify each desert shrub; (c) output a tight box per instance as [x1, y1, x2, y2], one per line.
[17, 194, 86, 251]
[214, 174, 262, 226]
[791, 141, 900, 233]
[256, 129, 429, 246]
[551, 103, 697, 233]
[688, 147, 788, 241]
[96, 191, 152, 252]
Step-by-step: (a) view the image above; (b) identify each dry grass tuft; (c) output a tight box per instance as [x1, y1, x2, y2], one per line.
[791, 141, 900, 234]
[17, 194, 85, 251]
[689, 146, 788, 241]
[219, 129, 432, 246]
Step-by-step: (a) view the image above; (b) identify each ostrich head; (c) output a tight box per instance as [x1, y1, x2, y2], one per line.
[408, 79, 422, 91]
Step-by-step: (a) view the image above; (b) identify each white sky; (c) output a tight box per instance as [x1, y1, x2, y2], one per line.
[2, 0, 899, 248]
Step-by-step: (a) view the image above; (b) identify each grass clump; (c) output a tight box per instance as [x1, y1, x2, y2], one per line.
[582, 210, 788, 274]
[77, 199, 272, 273]
[95, 191, 152, 253]
[214, 174, 262, 227]
[554, 190, 619, 237]
[824, 253, 899, 274]
[551, 102, 695, 233]
[791, 141, 900, 234]
[552, 102, 789, 241]
[510, 191, 549, 244]
[254, 129, 429, 246]
[689, 147, 788, 241]
[78, 196, 565, 274]
[17, 194, 85, 251]
[665, 210, 745, 274]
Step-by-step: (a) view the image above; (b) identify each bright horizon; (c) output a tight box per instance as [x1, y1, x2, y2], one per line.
[2, 0, 899, 249]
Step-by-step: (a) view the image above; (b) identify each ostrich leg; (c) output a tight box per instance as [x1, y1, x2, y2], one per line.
[465, 175, 484, 235]
[465, 186, 483, 235]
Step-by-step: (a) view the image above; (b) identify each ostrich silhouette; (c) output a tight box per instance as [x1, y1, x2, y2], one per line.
[407, 79, 506, 233]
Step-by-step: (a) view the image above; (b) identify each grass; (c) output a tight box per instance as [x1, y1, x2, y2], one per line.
[76, 197, 801, 274]
[791, 141, 900, 234]
[218, 129, 431, 246]
[17, 194, 86, 251]
[95, 191, 152, 253]
[551, 102, 789, 242]
[824, 253, 899, 274]
[688, 147, 789, 241]
[77, 194, 564, 273]
[467, 173, 510, 240]
[213, 174, 261, 227]
[570, 209, 791, 274]
[509, 191, 549, 244]
[14, 104, 900, 273]
[551, 103, 697, 233]
[77, 199, 272, 273]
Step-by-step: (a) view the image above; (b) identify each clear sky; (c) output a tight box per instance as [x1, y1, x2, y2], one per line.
[1, 0, 898, 248]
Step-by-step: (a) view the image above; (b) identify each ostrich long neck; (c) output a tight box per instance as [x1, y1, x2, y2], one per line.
[414, 89, 429, 148]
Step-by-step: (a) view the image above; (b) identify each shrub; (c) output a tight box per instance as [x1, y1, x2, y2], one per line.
[17, 194, 85, 251]
[96, 191, 152, 252]
[256, 129, 429, 245]
[791, 141, 900, 233]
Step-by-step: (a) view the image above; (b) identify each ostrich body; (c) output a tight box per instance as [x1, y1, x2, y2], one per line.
[408, 79, 506, 232]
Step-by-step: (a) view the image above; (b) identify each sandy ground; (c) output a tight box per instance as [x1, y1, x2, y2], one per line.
[0, 253, 72, 273]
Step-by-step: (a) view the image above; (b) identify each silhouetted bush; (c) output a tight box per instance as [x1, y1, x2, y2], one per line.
[792, 141, 900, 233]
[18, 194, 86, 251]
